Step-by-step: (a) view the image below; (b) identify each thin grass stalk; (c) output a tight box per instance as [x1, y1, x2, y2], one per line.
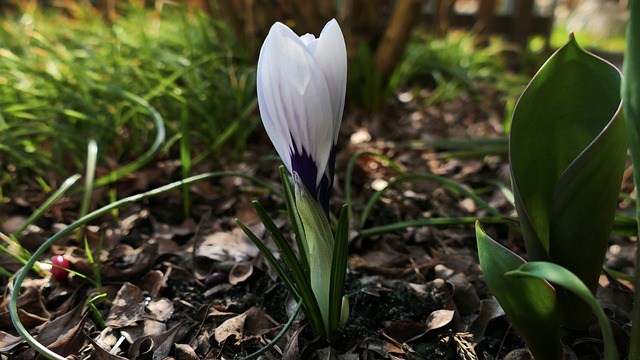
[76, 140, 98, 241]
[622, 0, 640, 357]
[79, 140, 98, 217]
[91, 85, 165, 189]
[9, 172, 282, 359]
[12, 175, 82, 238]
[180, 104, 192, 218]
[344, 150, 404, 222]
[360, 216, 511, 238]
[360, 173, 502, 228]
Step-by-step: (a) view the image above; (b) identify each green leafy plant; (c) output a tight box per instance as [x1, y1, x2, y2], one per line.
[476, 34, 625, 359]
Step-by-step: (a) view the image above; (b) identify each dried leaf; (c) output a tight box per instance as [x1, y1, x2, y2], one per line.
[139, 271, 167, 299]
[467, 298, 504, 344]
[146, 298, 174, 322]
[128, 322, 182, 360]
[214, 313, 247, 344]
[36, 303, 85, 347]
[385, 320, 426, 342]
[46, 310, 91, 357]
[174, 343, 199, 360]
[87, 332, 128, 360]
[425, 310, 455, 332]
[228, 262, 253, 285]
[0, 331, 23, 352]
[106, 283, 145, 328]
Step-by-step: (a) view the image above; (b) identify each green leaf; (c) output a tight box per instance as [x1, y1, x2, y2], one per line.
[510, 34, 623, 259]
[623, 0, 640, 357]
[279, 166, 309, 274]
[293, 176, 334, 335]
[242, 201, 326, 335]
[509, 35, 625, 328]
[507, 262, 618, 360]
[329, 205, 349, 334]
[475, 222, 562, 360]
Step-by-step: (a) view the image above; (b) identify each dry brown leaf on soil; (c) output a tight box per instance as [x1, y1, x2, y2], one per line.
[34, 303, 86, 348]
[174, 343, 199, 360]
[0, 331, 24, 352]
[466, 298, 504, 344]
[105, 283, 146, 328]
[228, 262, 253, 285]
[86, 333, 128, 360]
[127, 322, 182, 360]
[102, 243, 159, 279]
[214, 312, 247, 345]
[44, 310, 92, 357]
[425, 309, 455, 333]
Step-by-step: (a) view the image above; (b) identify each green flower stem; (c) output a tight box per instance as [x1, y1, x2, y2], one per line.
[294, 176, 335, 335]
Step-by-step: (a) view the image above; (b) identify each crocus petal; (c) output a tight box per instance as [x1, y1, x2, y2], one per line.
[257, 22, 334, 193]
[306, 19, 347, 145]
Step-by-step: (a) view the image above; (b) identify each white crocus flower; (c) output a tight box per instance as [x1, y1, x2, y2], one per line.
[257, 19, 347, 214]
[257, 19, 348, 334]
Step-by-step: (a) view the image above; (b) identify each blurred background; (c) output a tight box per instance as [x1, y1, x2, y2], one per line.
[0, 0, 627, 199]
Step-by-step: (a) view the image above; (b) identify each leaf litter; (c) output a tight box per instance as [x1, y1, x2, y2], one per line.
[0, 90, 636, 359]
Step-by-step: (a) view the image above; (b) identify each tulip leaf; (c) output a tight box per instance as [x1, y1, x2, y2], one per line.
[510, 34, 623, 261]
[507, 262, 618, 360]
[475, 222, 562, 360]
[509, 35, 625, 328]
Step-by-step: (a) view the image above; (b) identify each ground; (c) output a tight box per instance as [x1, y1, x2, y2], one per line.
[0, 86, 634, 359]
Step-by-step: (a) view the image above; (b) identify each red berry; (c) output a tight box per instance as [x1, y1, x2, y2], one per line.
[51, 255, 71, 280]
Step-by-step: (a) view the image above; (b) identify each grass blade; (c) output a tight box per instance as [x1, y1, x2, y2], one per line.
[251, 200, 325, 335]
[329, 204, 349, 333]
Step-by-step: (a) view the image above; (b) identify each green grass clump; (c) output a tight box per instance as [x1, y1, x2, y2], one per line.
[0, 4, 258, 195]
[392, 30, 530, 105]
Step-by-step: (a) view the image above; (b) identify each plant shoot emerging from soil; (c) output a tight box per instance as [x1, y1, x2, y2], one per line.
[239, 19, 350, 338]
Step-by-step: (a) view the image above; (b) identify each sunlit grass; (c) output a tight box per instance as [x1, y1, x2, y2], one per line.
[0, 4, 258, 194]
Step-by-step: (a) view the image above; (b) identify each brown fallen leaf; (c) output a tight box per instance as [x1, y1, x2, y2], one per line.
[174, 343, 199, 360]
[105, 283, 145, 328]
[86, 332, 129, 360]
[467, 298, 504, 344]
[228, 262, 253, 285]
[35, 303, 86, 347]
[384, 320, 427, 343]
[425, 309, 455, 332]
[45, 310, 91, 357]
[128, 322, 182, 360]
[0, 282, 51, 330]
[0, 330, 23, 352]
[214, 312, 247, 344]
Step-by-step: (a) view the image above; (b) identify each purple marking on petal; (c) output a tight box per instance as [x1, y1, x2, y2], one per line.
[317, 146, 337, 215]
[290, 136, 319, 200]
